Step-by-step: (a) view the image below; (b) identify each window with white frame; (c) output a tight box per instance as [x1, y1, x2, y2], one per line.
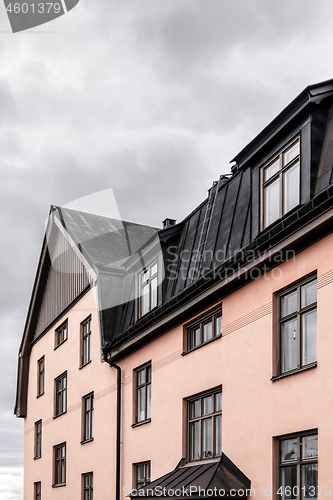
[261, 137, 300, 229]
[139, 261, 158, 317]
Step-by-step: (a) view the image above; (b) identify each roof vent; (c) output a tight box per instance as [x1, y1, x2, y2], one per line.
[162, 218, 177, 229]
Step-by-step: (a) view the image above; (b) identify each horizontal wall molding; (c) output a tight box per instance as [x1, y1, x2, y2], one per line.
[223, 302, 272, 337]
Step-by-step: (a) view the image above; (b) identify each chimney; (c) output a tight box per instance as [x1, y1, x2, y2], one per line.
[162, 218, 177, 229]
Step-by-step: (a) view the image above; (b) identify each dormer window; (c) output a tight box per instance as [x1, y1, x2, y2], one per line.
[139, 261, 158, 317]
[261, 137, 300, 229]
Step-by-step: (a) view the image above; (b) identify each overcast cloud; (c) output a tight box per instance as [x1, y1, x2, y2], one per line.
[2, 1, 333, 497]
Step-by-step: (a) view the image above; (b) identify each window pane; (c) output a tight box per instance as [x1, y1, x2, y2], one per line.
[146, 366, 151, 383]
[283, 162, 299, 214]
[141, 271, 149, 284]
[280, 438, 297, 462]
[137, 387, 146, 422]
[281, 466, 297, 500]
[264, 178, 280, 227]
[281, 318, 298, 373]
[215, 392, 222, 412]
[283, 142, 299, 166]
[281, 291, 297, 317]
[190, 421, 200, 460]
[301, 464, 318, 500]
[137, 369, 145, 385]
[203, 396, 213, 415]
[203, 321, 213, 342]
[137, 464, 144, 481]
[151, 263, 158, 276]
[190, 400, 200, 419]
[190, 327, 201, 349]
[215, 414, 222, 456]
[145, 463, 151, 482]
[301, 280, 317, 308]
[141, 284, 149, 315]
[301, 310, 317, 366]
[215, 315, 222, 336]
[264, 158, 279, 181]
[202, 417, 213, 458]
[151, 276, 157, 309]
[146, 384, 151, 419]
[302, 435, 318, 459]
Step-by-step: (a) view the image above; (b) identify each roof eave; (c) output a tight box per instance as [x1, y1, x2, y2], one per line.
[231, 79, 333, 168]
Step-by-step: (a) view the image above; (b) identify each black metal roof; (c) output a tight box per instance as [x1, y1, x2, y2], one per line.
[106, 78, 333, 351]
[129, 454, 251, 499]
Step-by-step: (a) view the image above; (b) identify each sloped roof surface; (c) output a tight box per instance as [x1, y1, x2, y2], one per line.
[130, 454, 251, 498]
[54, 206, 160, 271]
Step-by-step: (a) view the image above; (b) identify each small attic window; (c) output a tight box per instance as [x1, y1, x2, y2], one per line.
[261, 137, 300, 229]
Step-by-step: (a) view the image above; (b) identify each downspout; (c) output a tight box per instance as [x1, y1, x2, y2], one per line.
[103, 350, 121, 500]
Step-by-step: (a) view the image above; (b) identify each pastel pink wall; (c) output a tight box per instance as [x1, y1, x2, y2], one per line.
[24, 288, 118, 499]
[25, 233, 333, 498]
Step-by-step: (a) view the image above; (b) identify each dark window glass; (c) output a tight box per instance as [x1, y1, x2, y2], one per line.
[35, 420, 42, 459]
[262, 138, 300, 229]
[278, 433, 318, 500]
[188, 388, 222, 461]
[83, 472, 93, 500]
[54, 443, 66, 485]
[135, 461, 151, 490]
[279, 277, 317, 375]
[135, 363, 151, 423]
[37, 357, 45, 397]
[56, 322, 68, 347]
[187, 308, 222, 351]
[55, 372, 67, 416]
[82, 318, 92, 366]
[34, 482, 41, 500]
[83, 393, 94, 441]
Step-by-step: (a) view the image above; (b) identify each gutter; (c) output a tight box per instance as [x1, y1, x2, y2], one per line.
[103, 350, 121, 500]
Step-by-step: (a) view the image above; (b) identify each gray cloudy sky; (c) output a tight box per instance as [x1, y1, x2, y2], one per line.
[1, 0, 333, 497]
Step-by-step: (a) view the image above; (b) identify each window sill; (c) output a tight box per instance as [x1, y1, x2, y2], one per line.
[132, 419, 151, 428]
[33, 456, 41, 460]
[53, 411, 67, 419]
[79, 360, 92, 370]
[54, 338, 68, 351]
[271, 362, 317, 382]
[80, 437, 94, 445]
[52, 483, 66, 488]
[182, 334, 222, 356]
[36, 392, 44, 399]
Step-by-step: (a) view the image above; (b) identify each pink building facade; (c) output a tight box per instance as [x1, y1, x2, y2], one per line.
[16, 79, 333, 500]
